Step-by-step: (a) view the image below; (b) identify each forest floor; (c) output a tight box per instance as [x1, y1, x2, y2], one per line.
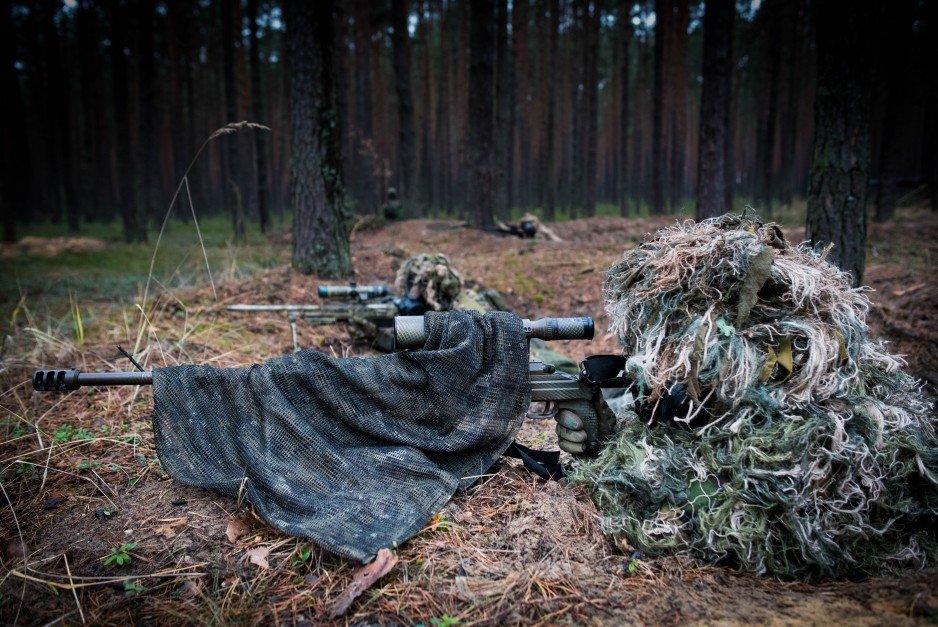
[0, 207, 936, 625]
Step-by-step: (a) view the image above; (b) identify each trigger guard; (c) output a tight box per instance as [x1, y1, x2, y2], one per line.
[526, 400, 558, 420]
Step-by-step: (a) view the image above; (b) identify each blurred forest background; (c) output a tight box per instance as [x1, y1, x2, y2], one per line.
[1, 0, 936, 269]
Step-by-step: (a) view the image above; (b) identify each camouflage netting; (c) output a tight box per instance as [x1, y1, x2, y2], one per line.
[153, 312, 529, 562]
[395, 253, 463, 311]
[571, 213, 938, 580]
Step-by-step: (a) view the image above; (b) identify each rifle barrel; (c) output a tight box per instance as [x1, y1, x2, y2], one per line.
[227, 304, 327, 312]
[33, 369, 153, 391]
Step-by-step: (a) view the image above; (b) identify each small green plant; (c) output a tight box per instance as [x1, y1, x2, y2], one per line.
[12, 461, 38, 479]
[430, 616, 460, 627]
[123, 580, 145, 594]
[77, 459, 102, 472]
[53, 424, 93, 443]
[291, 545, 313, 569]
[103, 542, 137, 566]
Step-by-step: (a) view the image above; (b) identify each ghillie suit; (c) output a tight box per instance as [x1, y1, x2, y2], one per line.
[571, 213, 938, 580]
[395, 253, 464, 311]
[494, 213, 563, 242]
[390, 252, 578, 373]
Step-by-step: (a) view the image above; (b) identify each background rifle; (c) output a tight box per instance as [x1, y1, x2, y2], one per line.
[226, 282, 417, 351]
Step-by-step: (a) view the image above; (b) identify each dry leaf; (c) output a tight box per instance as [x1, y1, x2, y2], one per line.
[329, 548, 399, 618]
[2, 538, 27, 562]
[181, 578, 204, 598]
[155, 517, 187, 539]
[245, 546, 269, 569]
[225, 518, 250, 544]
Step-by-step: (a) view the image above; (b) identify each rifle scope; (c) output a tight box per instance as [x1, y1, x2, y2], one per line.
[393, 314, 594, 350]
[33, 369, 153, 392]
[317, 284, 390, 300]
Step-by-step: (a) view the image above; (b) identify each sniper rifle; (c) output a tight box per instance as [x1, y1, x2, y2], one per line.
[226, 282, 426, 351]
[32, 313, 626, 471]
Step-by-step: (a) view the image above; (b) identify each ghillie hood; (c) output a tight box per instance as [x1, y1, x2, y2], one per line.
[395, 253, 464, 311]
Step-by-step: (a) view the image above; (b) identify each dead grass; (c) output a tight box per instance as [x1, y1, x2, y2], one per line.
[1, 208, 936, 625]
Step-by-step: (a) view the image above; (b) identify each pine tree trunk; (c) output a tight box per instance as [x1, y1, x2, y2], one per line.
[467, 0, 496, 228]
[806, 1, 874, 286]
[136, 0, 158, 235]
[351, 2, 376, 214]
[41, 0, 79, 232]
[568, 0, 585, 216]
[926, 0, 938, 212]
[419, 4, 434, 210]
[435, 4, 452, 213]
[1, 0, 28, 241]
[512, 0, 530, 210]
[391, 0, 415, 208]
[777, 0, 802, 206]
[495, 0, 513, 220]
[106, 0, 146, 243]
[583, 0, 601, 217]
[651, 0, 669, 215]
[874, 0, 914, 223]
[221, 0, 246, 240]
[544, 0, 560, 220]
[754, 0, 781, 215]
[285, 0, 352, 277]
[696, 0, 734, 220]
[618, 8, 632, 217]
[248, 0, 271, 232]
[668, 0, 688, 212]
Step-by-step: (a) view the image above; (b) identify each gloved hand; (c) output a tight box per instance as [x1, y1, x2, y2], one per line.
[553, 397, 617, 457]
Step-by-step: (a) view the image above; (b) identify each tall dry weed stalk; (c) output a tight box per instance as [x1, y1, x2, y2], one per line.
[133, 121, 270, 362]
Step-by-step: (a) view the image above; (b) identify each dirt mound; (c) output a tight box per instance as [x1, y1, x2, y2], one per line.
[550, 215, 678, 244]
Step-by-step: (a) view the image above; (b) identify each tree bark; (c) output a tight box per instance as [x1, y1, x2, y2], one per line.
[651, 0, 669, 215]
[495, 0, 513, 219]
[668, 0, 688, 211]
[925, 0, 938, 212]
[106, 0, 146, 243]
[418, 3, 434, 209]
[512, 0, 530, 210]
[806, 1, 875, 286]
[467, 0, 496, 228]
[390, 0, 415, 208]
[874, 0, 914, 223]
[41, 0, 79, 232]
[1, 0, 28, 241]
[284, 0, 351, 277]
[544, 0, 560, 220]
[435, 3, 452, 213]
[754, 0, 781, 215]
[568, 0, 585, 216]
[221, 0, 247, 240]
[618, 7, 632, 217]
[696, 0, 734, 220]
[247, 0, 271, 232]
[777, 0, 802, 206]
[583, 0, 602, 217]
[135, 0, 158, 234]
